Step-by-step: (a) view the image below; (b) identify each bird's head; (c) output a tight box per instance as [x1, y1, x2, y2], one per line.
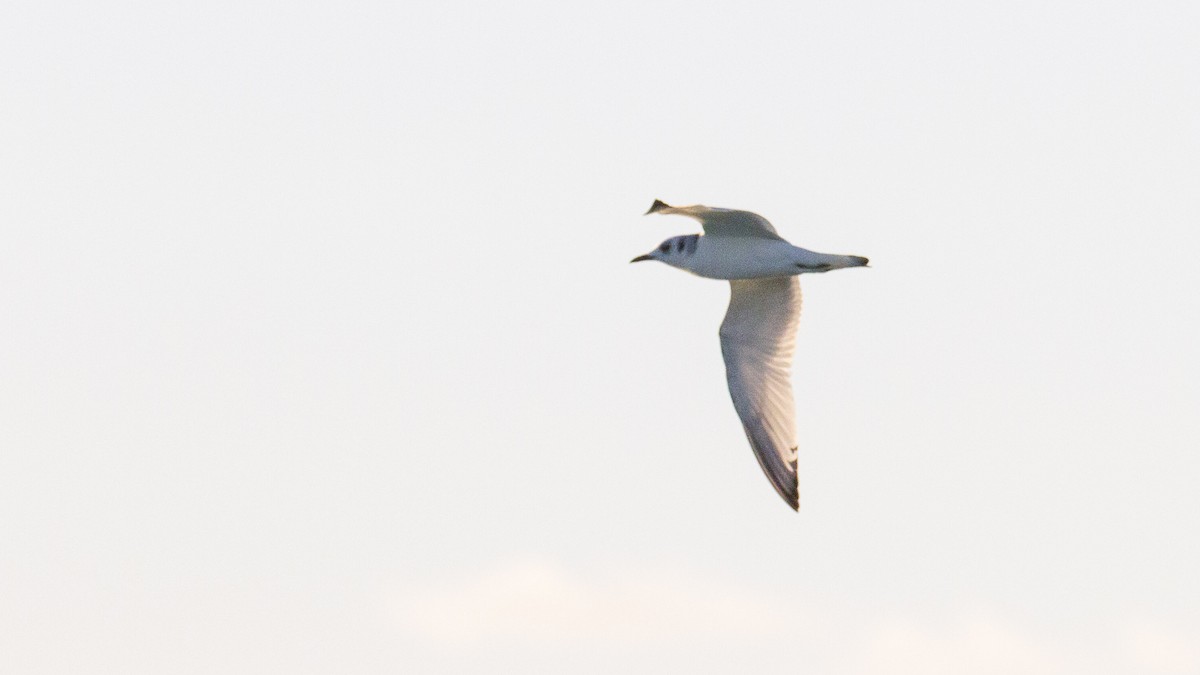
[630, 235, 698, 266]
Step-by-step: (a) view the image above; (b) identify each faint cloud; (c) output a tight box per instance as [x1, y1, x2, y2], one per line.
[860, 616, 1066, 675]
[1125, 623, 1200, 674]
[391, 560, 1200, 675]
[391, 557, 793, 645]
[856, 616, 1200, 675]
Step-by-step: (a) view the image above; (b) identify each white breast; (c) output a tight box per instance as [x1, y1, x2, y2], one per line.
[682, 237, 803, 280]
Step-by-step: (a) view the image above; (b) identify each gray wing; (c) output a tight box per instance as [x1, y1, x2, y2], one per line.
[719, 276, 802, 510]
[646, 199, 784, 240]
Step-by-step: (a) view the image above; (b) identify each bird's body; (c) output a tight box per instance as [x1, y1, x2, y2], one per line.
[654, 234, 866, 280]
[632, 200, 867, 511]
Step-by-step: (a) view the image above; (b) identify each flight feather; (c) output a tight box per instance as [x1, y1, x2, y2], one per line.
[719, 276, 802, 510]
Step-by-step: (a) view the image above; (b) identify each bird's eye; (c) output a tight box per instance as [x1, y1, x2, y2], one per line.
[659, 242, 671, 253]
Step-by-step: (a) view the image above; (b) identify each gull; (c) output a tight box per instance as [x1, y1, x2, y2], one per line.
[631, 200, 868, 511]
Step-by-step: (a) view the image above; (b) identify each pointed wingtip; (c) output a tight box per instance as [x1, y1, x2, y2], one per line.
[785, 449, 799, 511]
[645, 199, 670, 215]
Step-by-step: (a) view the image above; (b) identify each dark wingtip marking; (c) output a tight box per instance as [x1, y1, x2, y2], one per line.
[645, 199, 671, 215]
[787, 447, 799, 511]
[786, 484, 799, 510]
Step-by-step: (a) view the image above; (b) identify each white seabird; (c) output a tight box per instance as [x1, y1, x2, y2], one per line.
[631, 200, 868, 511]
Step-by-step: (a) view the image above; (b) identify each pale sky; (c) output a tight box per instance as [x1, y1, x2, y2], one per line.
[2, 1, 1199, 673]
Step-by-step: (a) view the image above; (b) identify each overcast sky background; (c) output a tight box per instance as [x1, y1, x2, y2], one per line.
[3, 1, 1199, 673]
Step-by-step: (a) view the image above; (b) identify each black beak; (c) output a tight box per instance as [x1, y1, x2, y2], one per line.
[630, 254, 654, 263]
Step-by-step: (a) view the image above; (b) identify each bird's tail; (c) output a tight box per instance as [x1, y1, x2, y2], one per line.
[794, 250, 870, 271]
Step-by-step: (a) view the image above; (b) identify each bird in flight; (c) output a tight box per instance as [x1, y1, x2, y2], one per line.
[631, 200, 868, 511]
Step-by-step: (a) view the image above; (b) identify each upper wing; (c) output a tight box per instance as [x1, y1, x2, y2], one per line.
[719, 276, 802, 510]
[646, 199, 783, 240]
